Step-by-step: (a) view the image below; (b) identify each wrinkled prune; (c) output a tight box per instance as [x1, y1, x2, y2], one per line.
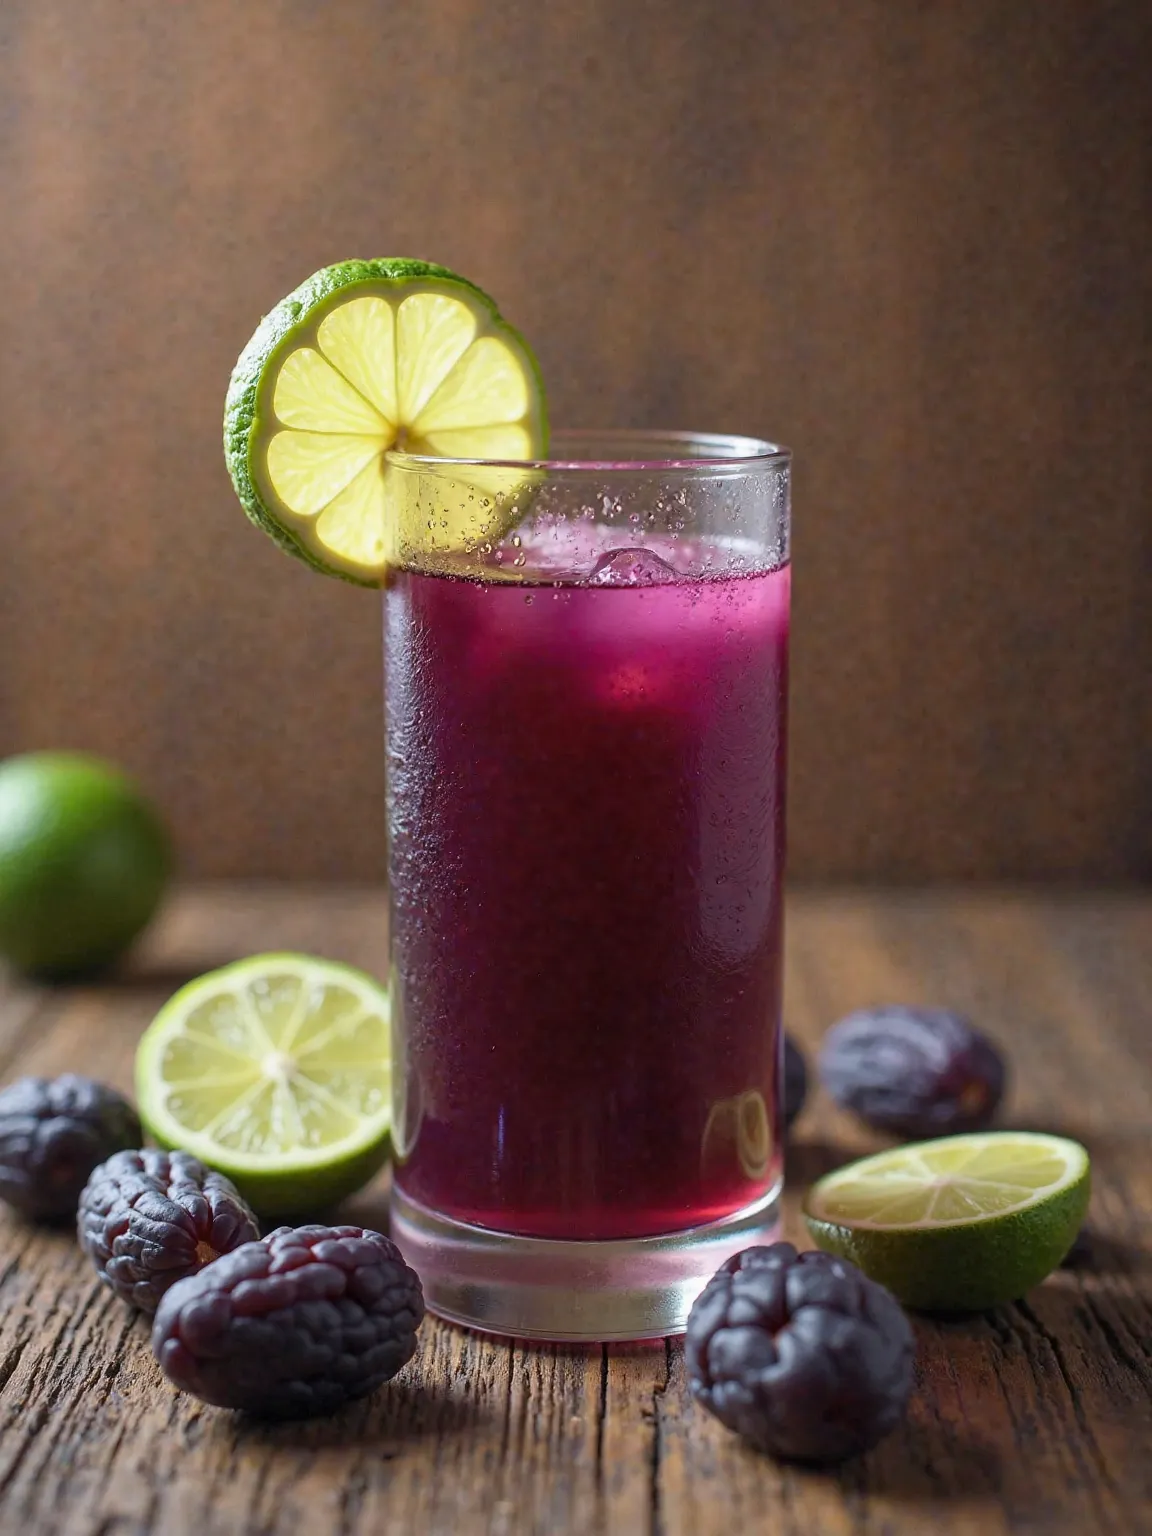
[0, 1075, 141, 1219]
[78, 1148, 260, 1312]
[783, 1035, 808, 1132]
[152, 1224, 424, 1418]
[819, 1007, 1005, 1137]
[687, 1241, 914, 1462]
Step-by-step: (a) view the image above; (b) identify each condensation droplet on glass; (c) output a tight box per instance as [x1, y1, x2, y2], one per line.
[511, 533, 522, 547]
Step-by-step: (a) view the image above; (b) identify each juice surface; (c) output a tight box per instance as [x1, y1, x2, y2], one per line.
[385, 539, 790, 1240]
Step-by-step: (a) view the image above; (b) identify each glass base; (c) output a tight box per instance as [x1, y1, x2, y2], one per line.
[390, 1180, 783, 1342]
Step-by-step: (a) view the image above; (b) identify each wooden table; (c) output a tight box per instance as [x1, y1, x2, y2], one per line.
[0, 886, 1148, 1535]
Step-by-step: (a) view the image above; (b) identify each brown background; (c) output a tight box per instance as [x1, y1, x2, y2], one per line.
[0, 0, 1148, 882]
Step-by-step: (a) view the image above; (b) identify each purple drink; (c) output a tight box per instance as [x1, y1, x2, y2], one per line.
[385, 537, 790, 1242]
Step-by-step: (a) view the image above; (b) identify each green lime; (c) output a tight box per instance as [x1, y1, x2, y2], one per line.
[224, 257, 548, 584]
[0, 752, 170, 977]
[136, 953, 392, 1216]
[803, 1131, 1090, 1312]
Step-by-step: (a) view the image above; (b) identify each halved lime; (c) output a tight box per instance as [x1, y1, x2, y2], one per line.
[224, 258, 548, 584]
[136, 953, 392, 1216]
[804, 1131, 1090, 1312]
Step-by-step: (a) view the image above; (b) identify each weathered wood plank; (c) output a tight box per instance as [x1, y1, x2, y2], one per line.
[0, 886, 1148, 1536]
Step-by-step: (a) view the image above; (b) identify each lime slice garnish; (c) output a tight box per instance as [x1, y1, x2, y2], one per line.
[224, 258, 547, 584]
[136, 953, 392, 1216]
[804, 1131, 1090, 1312]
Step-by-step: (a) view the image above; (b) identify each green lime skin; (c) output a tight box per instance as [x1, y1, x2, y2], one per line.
[805, 1170, 1090, 1313]
[0, 753, 171, 977]
[138, 1109, 391, 1219]
[223, 257, 548, 587]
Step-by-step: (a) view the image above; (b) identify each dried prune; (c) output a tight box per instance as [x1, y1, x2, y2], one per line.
[819, 1007, 1005, 1138]
[0, 1075, 141, 1220]
[783, 1035, 808, 1132]
[151, 1224, 424, 1418]
[78, 1148, 260, 1311]
[687, 1241, 914, 1462]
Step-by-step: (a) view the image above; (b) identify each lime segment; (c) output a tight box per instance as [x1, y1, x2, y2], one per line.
[804, 1131, 1090, 1312]
[136, 953, 392, 1216]
[224, 259, 547, 584]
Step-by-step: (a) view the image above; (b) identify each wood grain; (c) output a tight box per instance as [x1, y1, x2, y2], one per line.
[0, 1, 1149, 882]
[0, 885, 1149, 1535]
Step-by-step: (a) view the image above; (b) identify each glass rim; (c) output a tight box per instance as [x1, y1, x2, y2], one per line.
[386, 428, 790, 474]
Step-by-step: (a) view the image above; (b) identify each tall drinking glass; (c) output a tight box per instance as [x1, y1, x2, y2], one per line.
[384, 431, 791, 1340]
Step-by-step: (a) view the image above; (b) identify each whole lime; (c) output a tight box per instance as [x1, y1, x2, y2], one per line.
[0, 753, 171, 977]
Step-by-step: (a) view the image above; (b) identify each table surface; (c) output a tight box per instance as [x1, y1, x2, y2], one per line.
[0, 885, 1148, 1536]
